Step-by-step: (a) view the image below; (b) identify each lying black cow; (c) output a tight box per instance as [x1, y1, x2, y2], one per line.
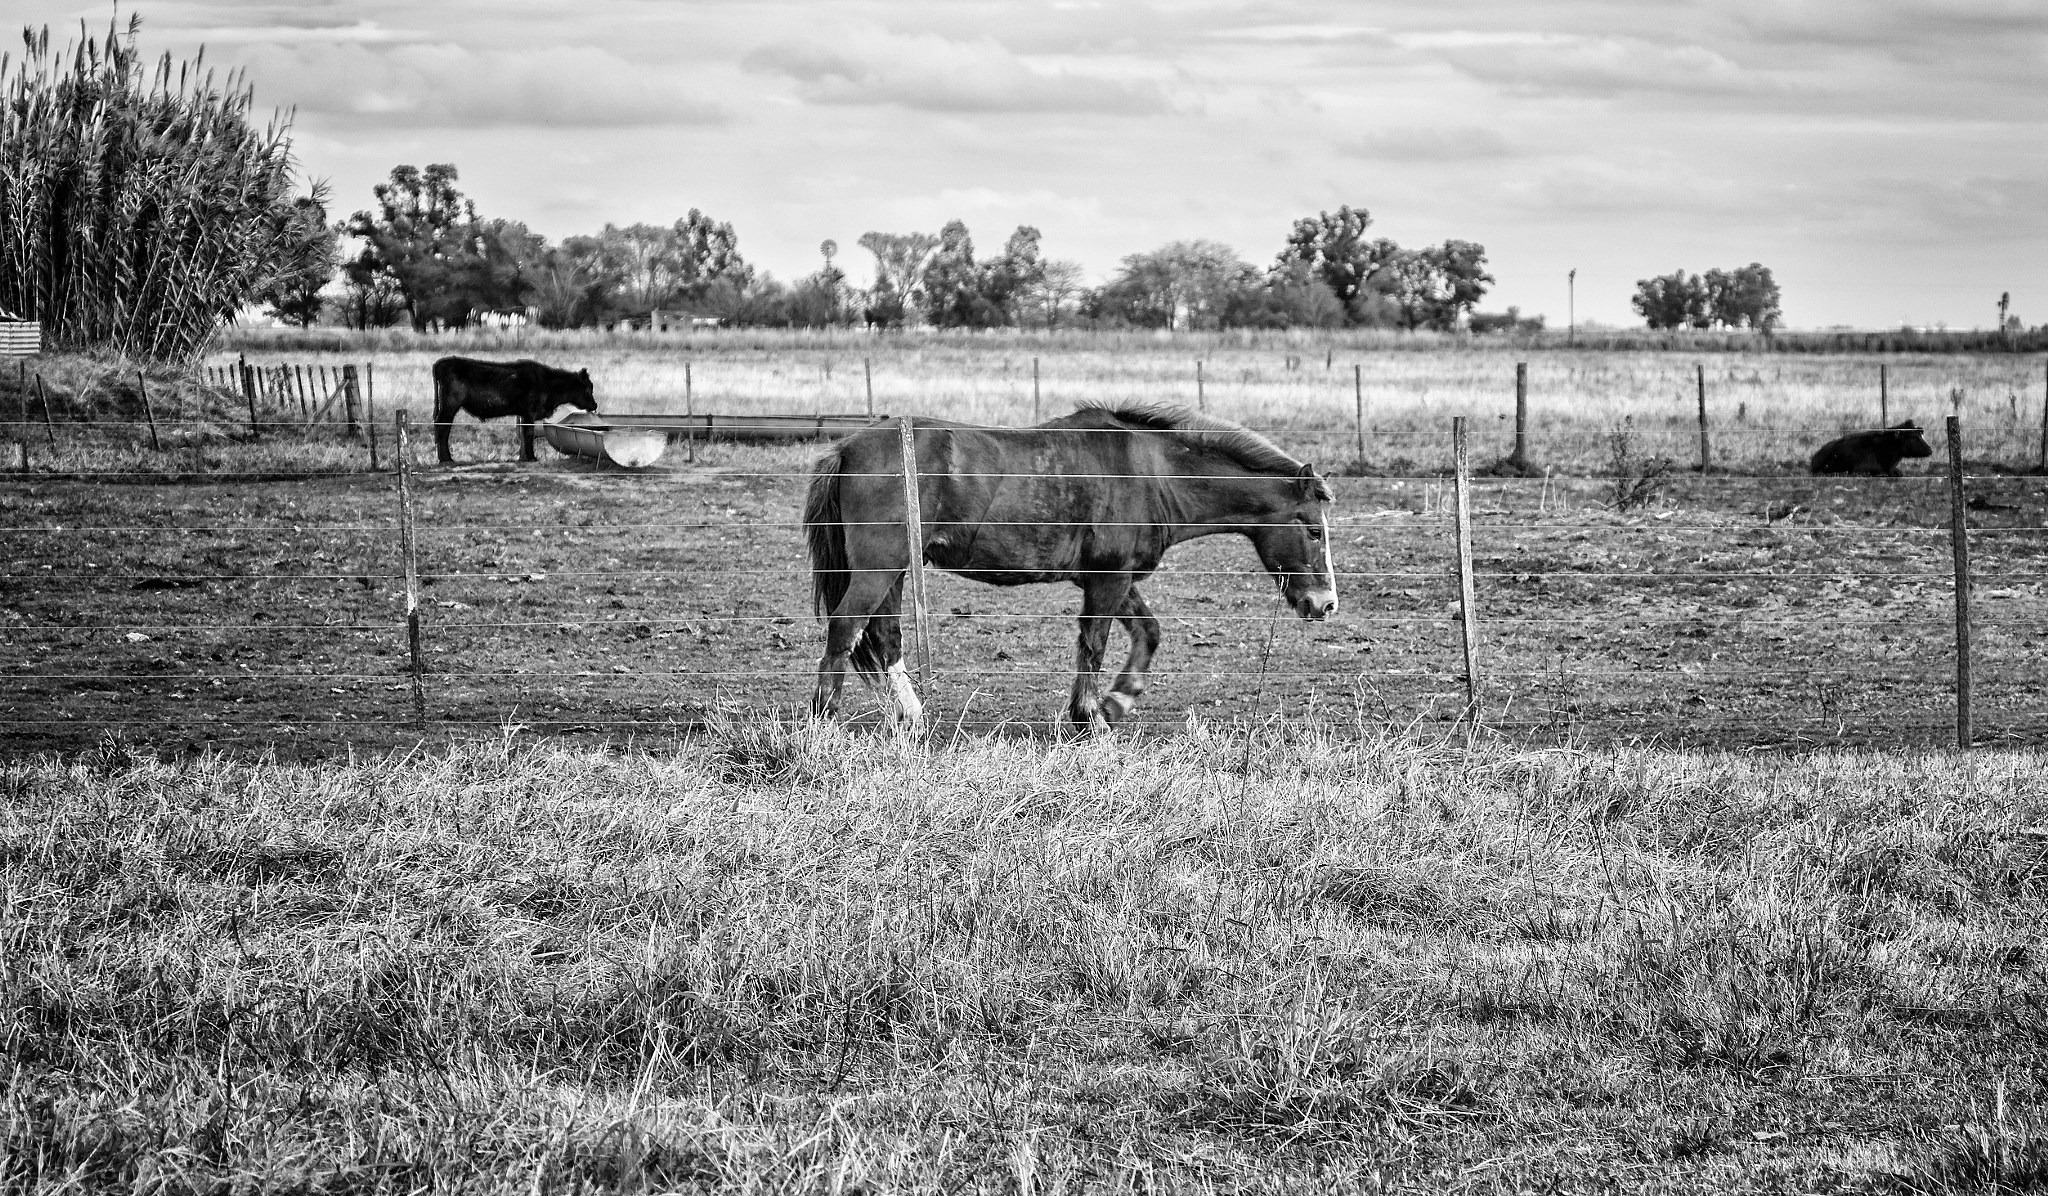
[432, 357, 597, 464]
[1810, 420, 1933, 476]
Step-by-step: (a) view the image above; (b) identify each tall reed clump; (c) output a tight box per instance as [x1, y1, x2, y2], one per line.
[0, 16, 306, 361]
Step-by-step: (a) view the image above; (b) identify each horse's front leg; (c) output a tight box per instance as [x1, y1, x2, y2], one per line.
[1067, 575, 1132, 734]
[1102, 585, 1161, 727]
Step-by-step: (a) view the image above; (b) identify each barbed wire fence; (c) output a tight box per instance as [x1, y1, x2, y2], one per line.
[3, 400, 2044, 753]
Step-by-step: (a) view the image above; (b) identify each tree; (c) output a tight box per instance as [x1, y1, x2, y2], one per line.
[1632, 270, 1709, 330]
[1273, 206, 1406, 323]
[1025, 259, 1085, 328]
[1708, 263, 1781, 330]
[340, 163, 530, 330]
[1222, 260, 1344, 329]
[1427, 240, 1494, 327]
[1089, 241, 1257, 330]
[858, 231, 940, 318]
[258, 190, 339, 327]
[983, 226, 1046, 326]
[920, 220, 991, 328]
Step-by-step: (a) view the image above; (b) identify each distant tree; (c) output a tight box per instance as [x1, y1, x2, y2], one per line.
[1631, 270, 1709, 330]
[858, 231, 940, 318]
[1715, 263, 1781, 330]
[527, 240, 605, 329]
[594, 222, 687, 315]
[1274, 205, 1389, 319]
[1468, 307, 1546, 335]
[674, 208, 750, 291]
[1090, 241, 1256, 330]
[1221, 260, 1344, 329]
[340, 163, 530, 330]
[864, 276, 907, 329]
[1427, 240, 1494, 327]
[1025, 259, 1086, 328]
[983, 225, 1046, 325]
[920, 220, 994, 328]
[258, 190, 339, 327]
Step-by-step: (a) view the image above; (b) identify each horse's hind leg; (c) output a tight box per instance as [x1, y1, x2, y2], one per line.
[812, 570, 908, 727]
[858, 593, 924, 733]
[1102, 585, 1162, 727]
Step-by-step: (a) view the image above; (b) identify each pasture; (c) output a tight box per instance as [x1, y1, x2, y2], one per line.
[3, 336, 2046, 754]
[3, 335, 2046, 1192]
[4, 729, 2045, 1192]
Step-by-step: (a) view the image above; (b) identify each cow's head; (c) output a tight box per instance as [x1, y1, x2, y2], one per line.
[1887, 420, 1933, 459]
[567, 368, 597, 413]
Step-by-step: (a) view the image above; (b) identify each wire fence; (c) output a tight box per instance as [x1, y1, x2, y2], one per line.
[2, 407, 2044, 754]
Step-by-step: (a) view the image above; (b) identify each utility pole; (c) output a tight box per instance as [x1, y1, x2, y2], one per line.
[1568, 268, 1577, 347]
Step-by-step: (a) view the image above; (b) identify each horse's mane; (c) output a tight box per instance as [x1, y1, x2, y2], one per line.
[1077, 401, 1323, 484]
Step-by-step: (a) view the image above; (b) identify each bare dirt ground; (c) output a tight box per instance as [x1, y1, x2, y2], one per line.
[5, 436, 2043, 757]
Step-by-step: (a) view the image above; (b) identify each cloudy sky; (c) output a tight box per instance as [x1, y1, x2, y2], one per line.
[20, 1, 2048, 327]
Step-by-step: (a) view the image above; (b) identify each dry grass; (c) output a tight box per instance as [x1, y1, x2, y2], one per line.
[202, 332, 2048, 477]
[4, 726, 2044, 1191]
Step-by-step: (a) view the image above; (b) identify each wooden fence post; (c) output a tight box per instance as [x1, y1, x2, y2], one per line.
[863, 357, 873, 418]
[241, 364, 259, 434]
[137, 372, 161, 452]
[1353, 363, 1366, 468]
[365, 373, 380, 471]
[342, 365, 361, 437]
[1032, 357, 1040, 423]
[2038, 359, 2046, 472]
[1880, 363, 1889, 427]
[1946, 415, 1971, 748]
[1696, 363, 1711, 472]
[396, 411, 428, 730]
[1511, 362, 1529, 469]
[898, 415, 933, 693]
[685, 360, 696, 464]
[35, 374, 56, 446]
[1452, 416, 1481, 717]
[1196, 360, 1205, 411]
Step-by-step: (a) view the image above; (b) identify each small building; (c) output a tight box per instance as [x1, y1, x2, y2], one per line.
[648, 308, 725, 332]
[0, 310, 41, 358]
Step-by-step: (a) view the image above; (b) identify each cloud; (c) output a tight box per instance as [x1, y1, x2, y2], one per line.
[1417, 32, 1793, 99]
[244, 41, 728, 128]
[743, 30, 1173, 115]
[1340, 125, 1520, 161]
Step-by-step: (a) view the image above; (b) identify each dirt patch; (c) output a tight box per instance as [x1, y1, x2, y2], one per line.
[2, 453, 2043, 756]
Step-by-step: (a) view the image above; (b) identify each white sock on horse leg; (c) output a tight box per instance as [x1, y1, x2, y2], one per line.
[886, 660, 924, 728]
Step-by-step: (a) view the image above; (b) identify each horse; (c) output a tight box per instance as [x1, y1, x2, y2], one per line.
[431, 357, 597, 464]
[803, 402, 1338, 732]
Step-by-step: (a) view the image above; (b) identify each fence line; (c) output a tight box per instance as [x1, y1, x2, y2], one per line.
[3, 407, 2042, 752]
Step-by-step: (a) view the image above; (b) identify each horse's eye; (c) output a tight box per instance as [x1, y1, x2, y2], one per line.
[1307, 525, 1323, 540]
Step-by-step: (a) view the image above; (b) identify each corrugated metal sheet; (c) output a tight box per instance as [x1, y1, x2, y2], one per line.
[0, 322, 41, 358]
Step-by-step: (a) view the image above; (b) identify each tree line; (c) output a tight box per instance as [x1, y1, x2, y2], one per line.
[1630, 265, 1782, 331]
[302, 176, 1511, 334]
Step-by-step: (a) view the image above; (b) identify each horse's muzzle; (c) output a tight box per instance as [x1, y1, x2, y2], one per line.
[1296, 592, 1338, 621]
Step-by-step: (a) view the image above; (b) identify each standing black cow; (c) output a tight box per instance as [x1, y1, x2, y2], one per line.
[431, 357, 598, 464]
[1810, 420, 1933, 476]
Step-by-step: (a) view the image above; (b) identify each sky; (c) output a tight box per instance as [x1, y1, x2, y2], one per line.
[17, 0, 2048, 328]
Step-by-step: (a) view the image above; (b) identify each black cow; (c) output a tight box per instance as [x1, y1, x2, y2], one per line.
[431, 357, 597, 464]
[1810, 420, 1933, 476]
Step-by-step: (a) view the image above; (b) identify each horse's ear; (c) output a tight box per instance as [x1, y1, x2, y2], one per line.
[1293, 462, 1322, 501]
[580, 369, 590, 380]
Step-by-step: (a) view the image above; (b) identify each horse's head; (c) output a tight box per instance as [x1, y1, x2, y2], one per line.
[1247, 464, 1338, 621]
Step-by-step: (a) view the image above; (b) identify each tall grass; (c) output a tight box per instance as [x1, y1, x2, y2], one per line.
[0, 16, 301, 360]
[2, 726, 2042, 1190]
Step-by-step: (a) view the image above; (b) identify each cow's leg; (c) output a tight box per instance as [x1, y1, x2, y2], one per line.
[813, 570, 908, 727]
[519, 416, 538, 463]
[434, 404, 455, 465]
[1102, 585, 1162, 727]
[1067, 574, 1133, 734]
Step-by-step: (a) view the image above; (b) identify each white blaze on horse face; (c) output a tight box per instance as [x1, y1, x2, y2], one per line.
[1320, 511, 1335, 597]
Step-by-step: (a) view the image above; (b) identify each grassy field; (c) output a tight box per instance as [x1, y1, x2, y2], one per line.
[4, 728, 2045, 1192]
[5, 333, 2046, 476]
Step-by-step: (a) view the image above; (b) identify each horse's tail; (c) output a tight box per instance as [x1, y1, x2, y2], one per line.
[805, 447, 848, 619]
[805, 447, 897, 679]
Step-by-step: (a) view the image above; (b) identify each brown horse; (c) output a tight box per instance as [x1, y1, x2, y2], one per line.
[804, 402, 1338, 731]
